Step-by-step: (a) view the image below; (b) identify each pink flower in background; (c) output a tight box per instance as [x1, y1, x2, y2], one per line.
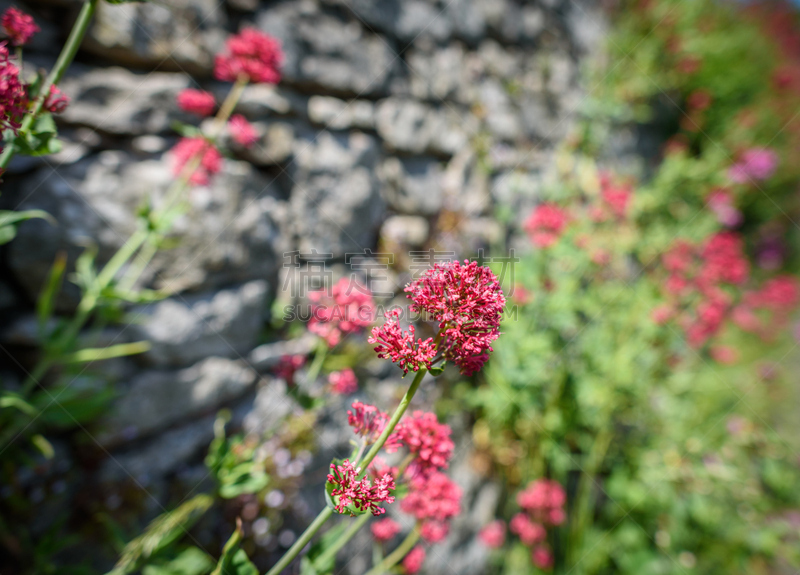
[479, 520, 506, 548]
[402, 546, 425, 574]
[369, 309, 437, 374]
[755, 275, 799, 309]
[509, 513, 546, 545]
[406, 260, 505, 376]
[420, 520, 449, 542]
[728, 148, 778, 183]
[707, 189, 742, 227]
[214, 27, 282, 84]
[371, 518, 401, 542]
[44, 85, 69, 114]
[274, 354, 305, 386]
[329, 368, 358, 394]
[170, 136, 223, 185]
[176, 88, 216, 116]
[327, 459, 395, 516]
[710, 345, 738, 364]
[0, 43, 27, 132]
[532, 546, 554, 569]
[601, 184, 632, 218]
[517, 479, 566, 520]
[687, 89, 713, 111]
[524, 204, 569, 248]
[698, 232, 749, 287]
[651, 304, 673, 325]
[397, 411, 454, 474]
[1, 7, 38, 46]
[401, 472, 461, 524]
[309, 277, 375, 347]
[228, 113, 258, 147]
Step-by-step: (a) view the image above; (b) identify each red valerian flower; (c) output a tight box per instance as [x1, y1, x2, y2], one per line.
[396, 411, 454, 474]
[524, 203, 568, 248]
[402, 546, 426, 574]
[479, 520, 506, 548]
[329, 368, 358, 394]
[44, 85, 69, 114]
[176, 88, 216, 116]
[274, 354, 305, 386]
[0, 43, 26, 133]
[309, 277, 376, 347]
[517, 479, 566, 526]
[601, 181, 632, 219]
[327, 459, 396, 516]
[214, 27, 282, 84]
[371, 517, 401, 542]
[405, 260, 505, 376]
[228, 113, 258, 147]
[1, 8, 38, 46]
[532, 546, 554, 569]
[710, 345, 738, 365]
[347, 401, 403, 451]
[400, 471, 461, 525]
[728, 147, 778, 183]
[509, 513, 546, 545]
[369, 309, 437, 375]
[698, 232, 749, 287]
[420, 520, 449, 543]
[170, 136, 223, 185]
[754, 275, 799, 309]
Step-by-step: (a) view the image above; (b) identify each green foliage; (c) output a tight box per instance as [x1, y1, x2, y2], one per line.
[210, 521, 258, 575]
[206, 413, 270, 499]
[0, 209, 54, 245]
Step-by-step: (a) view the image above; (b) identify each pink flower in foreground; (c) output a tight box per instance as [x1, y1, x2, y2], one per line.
[524, 204, 568, 248]
[170, 136, 223, 185]
[0, 43, 26, 133]
[309, 277, 376, 347]
[369, 309, 437, 375]
[44, 85, 69, 114]
[214, 27, 282, 84]
[274, 354, 305, 386]
[728, 148, 778, 183]
[406, 260, 505, 376]
[228, 113, 258, 147]
[397, 411, 454, 474]
[479, 520, 506, 548]
[371, 517, 401, 542]
[532, 546, 554, 569]
[509, 513, 546, 545]
[327, 459, 395, 516]
[329, 368, 358, 394]
[1, 8, 38, 46]
[176, 88, 216, 116]
[402, 546, 426, 574]
[348, 401, 394, 447]
[401, 472, 461, 523]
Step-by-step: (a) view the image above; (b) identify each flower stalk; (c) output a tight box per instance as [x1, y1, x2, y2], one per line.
[364, 524, 421, 575]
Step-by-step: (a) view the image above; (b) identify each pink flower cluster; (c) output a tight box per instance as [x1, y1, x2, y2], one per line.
[176, 88, 216, 116]
[0, 41, 26, 134]
[401, 471, 462, 543]
[368, 309, 437, 375]
[347, 401, 397, 447]
[1, 7, 38, 46]
[329, 368, 358, 394]
[228, 114, 258, 148]
[478, 520, 506, 548]
[504, 479, 566, 569]
[405, 260, 505, 375]
[524, 204, 569, 248]
[370, 517, 401, 542]
[309, 277, 376, 347]
[728, 147, 778, 183]
[660, 233, 750, 347]
[214, 27, 282, 84]
[327, 459, 395, 516]
[170, 136, 223, 185]
[707, 188, 742, 228]
[274, 354, 305, 386]
[599, 172, 633, 219]
[402, 546, 426, 574]
[732, 275, 800, 339]
[44, 86, 69, 114]
[396, 411, 454, 475]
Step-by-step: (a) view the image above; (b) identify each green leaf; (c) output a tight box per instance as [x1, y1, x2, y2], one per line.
[62, 341, 152, 364]
[428, 362, 447, 376]
[31, 433, 55, 459]
[217, 464, 269, 499]
[170, 120, 201, 138]
[0, 392, 37, 416]
[300, 524, 347, 575]
[211, 520, 258, 575]
[37, 251, 67, 337]
[106, 494, 214, 575]
[141, 547, 214, 575]
[0, 209, 54, 246]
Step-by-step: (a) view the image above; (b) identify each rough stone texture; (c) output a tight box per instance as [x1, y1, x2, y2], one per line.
[96, 357, 257, 447]
[379, 156, 444, 216]
[129, 280, 268, 368]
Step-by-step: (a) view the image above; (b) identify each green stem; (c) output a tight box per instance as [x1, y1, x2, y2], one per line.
[264, 367, 428, 575]
[364, 525, 420, 575]
[305, 341, 328, 384]
[0, 0, 98, 171]
[314, 512, 372, 568]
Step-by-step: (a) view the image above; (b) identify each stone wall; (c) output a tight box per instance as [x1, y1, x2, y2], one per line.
[0, 0, 607, 572]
